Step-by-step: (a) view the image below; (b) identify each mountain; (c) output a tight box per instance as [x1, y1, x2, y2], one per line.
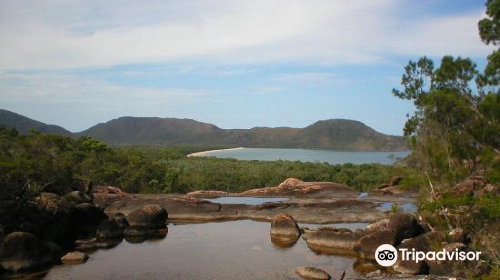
[79, 117, 407, 151]
[0, 109, 72, 136]
[0, 109, 407, 151]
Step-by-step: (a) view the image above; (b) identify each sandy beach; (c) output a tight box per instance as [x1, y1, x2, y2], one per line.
[187, 147, 245, 157]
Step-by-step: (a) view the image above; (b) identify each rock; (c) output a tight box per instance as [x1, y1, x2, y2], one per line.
[473, 261, 490, 277]
[295, 267, 331, 280]
[364, 219, 389, 235]
[110, 212, 129, 228]
[448, 228, 465, 243]
[74, 238, 121, 251]
[242, 178, 358, 197]
[71, 203, 107, 227]
[0, 224, 4, 241]
[61, 251, 88, 264]
[353, 230, 397, 259]
[96, 219, 124, 239]
[44, 241, 62, 256]
[0, 232, 54, 271]
[63, 191, 91, 204]
[36, 192, 64, 213]
[445, 178, 486, 198]
[127, 205, 167, 229]
[270, 235, 299, 248]
[304, 227, 363, 254]
[387, 213, 423, 243]
[393, 232, 440, 274]
[186, 190, 229, 198]
[389, 176, 403, 187]
[270, 213, 300, 238]
[124, 225, 149, 237]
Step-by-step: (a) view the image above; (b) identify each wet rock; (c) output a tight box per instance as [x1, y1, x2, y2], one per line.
[364, 219, 389, 235]
[127, 205, 167, 229]
[304, 227, 362, 254]
[295, 266, 331, 280]
[353, 230, 397, 260]
[96, 219, 124, 239]
[74, 238, 121, 251]
[387, 213, 423, 243]
[270, 213, 300, 238]
[61, 251, 88, 264]
[448, 228, 465, 243]
[0, 232, 54, 271]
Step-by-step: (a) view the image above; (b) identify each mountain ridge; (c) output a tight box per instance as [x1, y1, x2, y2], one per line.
[0, 109, 407, 151]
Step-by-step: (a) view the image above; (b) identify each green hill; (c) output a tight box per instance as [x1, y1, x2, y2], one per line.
[0, 109, 407, 151]
[0, 109, 72, 136]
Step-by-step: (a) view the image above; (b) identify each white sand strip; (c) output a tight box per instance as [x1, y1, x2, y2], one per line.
[187, 147, 245, 157]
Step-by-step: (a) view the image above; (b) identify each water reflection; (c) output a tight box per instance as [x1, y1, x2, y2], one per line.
[41, 220, 361, 280]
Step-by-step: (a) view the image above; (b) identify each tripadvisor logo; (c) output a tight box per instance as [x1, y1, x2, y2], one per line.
[375, 244, 481, 267]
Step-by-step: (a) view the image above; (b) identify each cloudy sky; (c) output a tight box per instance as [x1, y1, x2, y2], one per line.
[0, 0, 493, 135]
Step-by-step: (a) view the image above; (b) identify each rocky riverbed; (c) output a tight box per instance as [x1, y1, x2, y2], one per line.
[3, 177, 481, 280]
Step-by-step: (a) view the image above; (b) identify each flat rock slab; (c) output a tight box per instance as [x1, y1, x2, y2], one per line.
[295, 266, 331, 280]
[61, 251, 88, 264]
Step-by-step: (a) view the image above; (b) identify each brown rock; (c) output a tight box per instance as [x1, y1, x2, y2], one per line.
[353, 230, 397, 259]
[0, 232, 54, 271]
[242, 178, 358, 197]
[127, 205, 167, 229]
[304, 227, 363, 254]
[295, 267, 331, 280]
[187, 190, 229, 198]
[61, 251, 88, 264]
[387, 213, 423, 243]
[393, 232, 442, 274]
[270, 213, 300, 238]
[364, 219, 389, 235]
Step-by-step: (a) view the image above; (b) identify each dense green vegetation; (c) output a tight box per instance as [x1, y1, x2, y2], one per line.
[0, 126, 396, 203]
[0, 109, 407, 151]
[393, 0, 499, 276]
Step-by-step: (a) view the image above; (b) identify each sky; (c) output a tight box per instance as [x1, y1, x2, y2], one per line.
[0, 0, 493, 135]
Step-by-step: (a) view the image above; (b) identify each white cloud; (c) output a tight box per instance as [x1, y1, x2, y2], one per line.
[0, 0, 492, 70]
[0, 72, 208, 131]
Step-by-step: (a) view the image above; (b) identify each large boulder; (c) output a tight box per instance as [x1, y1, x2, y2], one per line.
[353, 230, 397, 260]
[109, 212, 129, 229]
[295, 267, 331, 280]
[387, 213, 424, 243]
[0, 232, 55, 271]
[270, 213, 300, 238]
[304, 227, 363, 254]
[70, 203, 107, 227]
[127, 205, 167, 229]
[96, 219, 124, 240]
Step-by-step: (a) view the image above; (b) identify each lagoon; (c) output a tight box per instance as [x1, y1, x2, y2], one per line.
[190, 148, 409, 165]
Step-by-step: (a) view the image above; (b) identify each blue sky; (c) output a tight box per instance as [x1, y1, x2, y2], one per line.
[0, 0, 493, 135]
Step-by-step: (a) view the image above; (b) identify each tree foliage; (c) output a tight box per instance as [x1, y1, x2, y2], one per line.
[394, 0, 500, 194]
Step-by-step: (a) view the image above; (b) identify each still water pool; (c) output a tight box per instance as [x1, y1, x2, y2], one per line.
[204, 196, 288, 205]
[41, 220, 364, 280]
[191, 148, 409, 165]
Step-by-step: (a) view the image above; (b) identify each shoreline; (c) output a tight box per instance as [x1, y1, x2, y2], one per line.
[187, 147, 245, 157]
